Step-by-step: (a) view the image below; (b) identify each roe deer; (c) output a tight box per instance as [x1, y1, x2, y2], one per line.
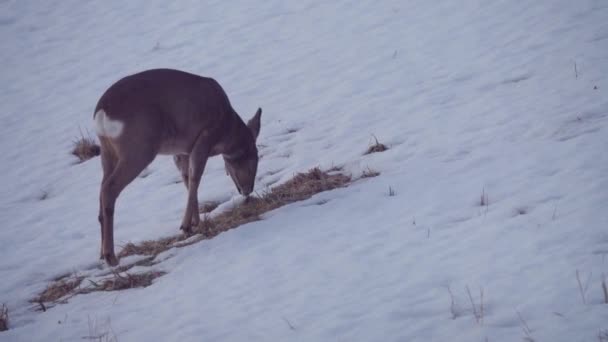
[94, 68, 262, 266]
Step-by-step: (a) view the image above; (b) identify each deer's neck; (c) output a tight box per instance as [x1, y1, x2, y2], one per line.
[216, 111, 251, 159]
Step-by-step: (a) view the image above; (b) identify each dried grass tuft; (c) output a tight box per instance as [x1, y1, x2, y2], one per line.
[117, 237, 181, 258]
[30, 275, 84, 311]
[37, 276, 83, 303]
[71, 129, 100, 163]
[84, 271, 166, 292]
[199, 201, 221, 214]
[364, 135, 388, 155]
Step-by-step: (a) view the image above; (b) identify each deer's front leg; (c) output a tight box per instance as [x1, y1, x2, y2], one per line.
[98, 195, 104, 260]
[180, 143, 210, 235]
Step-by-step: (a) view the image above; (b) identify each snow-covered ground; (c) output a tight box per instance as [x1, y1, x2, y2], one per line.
[1, 0, 607, 341]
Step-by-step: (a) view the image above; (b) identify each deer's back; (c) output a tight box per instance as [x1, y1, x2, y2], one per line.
[94, 69, 236, 155]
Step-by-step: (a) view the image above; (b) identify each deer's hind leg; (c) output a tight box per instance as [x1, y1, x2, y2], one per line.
[100, 145, 156, 266]
[98, 140, 117, 260]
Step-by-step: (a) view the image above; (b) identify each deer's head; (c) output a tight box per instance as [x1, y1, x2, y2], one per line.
[224, 108, 261, 196]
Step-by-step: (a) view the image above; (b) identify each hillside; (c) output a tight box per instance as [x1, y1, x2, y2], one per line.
[1, 1, 607, 341]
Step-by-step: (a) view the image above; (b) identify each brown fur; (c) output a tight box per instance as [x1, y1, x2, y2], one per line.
[95, 69, 261, 266]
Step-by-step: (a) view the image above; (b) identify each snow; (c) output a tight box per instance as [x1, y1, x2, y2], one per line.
[1, 0, 607, 341]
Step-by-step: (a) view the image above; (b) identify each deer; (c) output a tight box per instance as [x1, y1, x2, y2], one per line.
[94, 68, 262, 266]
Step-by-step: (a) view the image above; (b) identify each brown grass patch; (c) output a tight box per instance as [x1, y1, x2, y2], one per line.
[32, 167, 352, 310]
[71, 129, 100, 163]
[113, 256, 160, 273]
[364, 135, 388, 155]
[118, 167, 351, 259]
[30, 275, 84, 311]
[31, 270, 165, 310]
[118, 238, 181, 258]
[0, 303, 8, 331]
[199, 201, 221, 214]
[84, 271, 166, 292]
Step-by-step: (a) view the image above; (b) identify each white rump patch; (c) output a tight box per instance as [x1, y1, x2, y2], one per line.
[94, 109, 124, 138]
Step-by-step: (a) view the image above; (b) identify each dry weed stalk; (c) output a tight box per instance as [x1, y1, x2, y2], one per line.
[602, 274, 608, 304]
[0, 303, 8, 331]
[576, 269, 592, 305]
[446, 286, 460, 319]
[517, 311, 534, 342]
[466, 285, 484, 325]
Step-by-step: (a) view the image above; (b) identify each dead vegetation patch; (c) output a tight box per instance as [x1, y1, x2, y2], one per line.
[32, 167, 354, 310]
[198, 167, 350, 238]
[118, 167, 351, 259]
[31, 270, 165, 311]
[364, 135, 388, 155]
[71, 129, 100, 163]
[85, 271, 166, 292]
[118, 238, 181, 258]
[199, 201, 221, 214]
[30, 275, 84, 311]
[0, 303, 8, 331]
[112, 256, 160, 274]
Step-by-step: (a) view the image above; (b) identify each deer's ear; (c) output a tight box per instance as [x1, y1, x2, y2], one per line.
[247, 108, 262, 140]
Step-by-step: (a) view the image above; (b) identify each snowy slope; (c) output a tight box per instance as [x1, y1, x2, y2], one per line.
[1, 0, 607, 341]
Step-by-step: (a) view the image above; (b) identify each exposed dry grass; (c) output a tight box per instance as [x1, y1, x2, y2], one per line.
[0, 303, 8, 331]
[31, 270, 165, 310]
[112, 256, 160, 274]
[32, 167, 352, 310]
[71, 129, 100, 163]
[84, 271, 166, 292]
[31, 275, 84, 310]
[364, 135, 388, 155]
[118, 167, 351, 259]
[198, 167, 350, 237]
[200, 201, 222, 214]
[118, 238, 181, 258]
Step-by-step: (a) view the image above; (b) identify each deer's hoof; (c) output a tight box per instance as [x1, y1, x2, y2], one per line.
[104, 253, 119, 267]
[180, 225, 193, 236]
